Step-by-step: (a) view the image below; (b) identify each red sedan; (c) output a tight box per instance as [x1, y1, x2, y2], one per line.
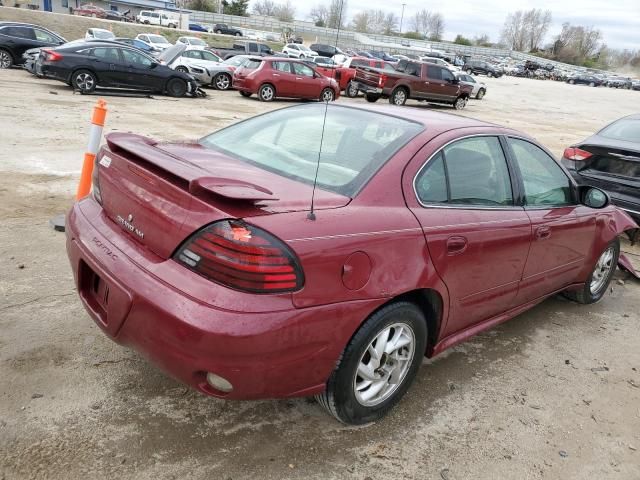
[233, 57, 339, 102]
[72, 4, 107, 18]
[66, 105, 637, 424]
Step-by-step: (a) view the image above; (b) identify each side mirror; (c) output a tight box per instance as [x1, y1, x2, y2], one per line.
[150, 61, 159, 69]
[580, 186, 609, 209]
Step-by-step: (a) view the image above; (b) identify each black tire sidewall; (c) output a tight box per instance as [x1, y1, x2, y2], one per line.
[167, 78, 187, 97]
[329, 303, 427, 424]
[582, 239, 620, 303]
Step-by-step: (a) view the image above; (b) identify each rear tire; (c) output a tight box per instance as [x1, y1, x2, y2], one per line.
[389, 87, 408, 106]
[166, 78, 187, 97]
[563, 239, 619, 304]
[365, 93, 380, 103]
[235, 32, 242, 37]
[213, 72, 231, 90]
[315, 302, 427, 424]
[215, 29, 222, 34]
[71, 69, 97, 93]
[476, 88, 485, 100]
[258, 83, 275, 101]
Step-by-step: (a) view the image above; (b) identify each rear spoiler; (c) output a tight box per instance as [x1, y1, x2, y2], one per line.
[104, 132, 278, 202]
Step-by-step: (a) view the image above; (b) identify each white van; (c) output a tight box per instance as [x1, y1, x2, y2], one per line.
[136, 10, 178, 28]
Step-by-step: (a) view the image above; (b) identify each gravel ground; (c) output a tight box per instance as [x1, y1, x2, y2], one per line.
[1, 68, 640, 480]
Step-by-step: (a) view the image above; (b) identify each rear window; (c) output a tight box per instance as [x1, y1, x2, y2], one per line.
[244, 59, 262, 70]
[200, 105, 424, 197]
[599, 118, 640, 142]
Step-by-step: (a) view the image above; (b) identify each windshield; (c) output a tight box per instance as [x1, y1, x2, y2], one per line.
[200, 105, 423, 196]
[148, 35, 169, 44]
[599, 119, 640, 143]
[93, 30, 115, 39]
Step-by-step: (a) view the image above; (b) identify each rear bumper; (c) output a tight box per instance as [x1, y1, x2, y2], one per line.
[353, 81, 384, 96]
[66, 199, 380, 399]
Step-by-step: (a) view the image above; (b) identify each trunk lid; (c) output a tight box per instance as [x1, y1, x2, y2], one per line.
[96, 133, 350, 259]
[577, 136, 640, 210]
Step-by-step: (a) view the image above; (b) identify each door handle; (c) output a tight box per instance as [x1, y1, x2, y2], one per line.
[424, 81, 429, 85]
[296, 77, 303, 80]
[535, 226, 551, 240]
[272, 73, 280, 76]
[446, 236, 468, 255]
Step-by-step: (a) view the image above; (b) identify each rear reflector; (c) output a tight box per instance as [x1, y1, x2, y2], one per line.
[563, 147, 593, 161]
[173, 220, 304, 294]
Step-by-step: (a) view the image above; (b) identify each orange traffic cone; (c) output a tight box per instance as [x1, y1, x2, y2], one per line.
[76, 99, 107, 200]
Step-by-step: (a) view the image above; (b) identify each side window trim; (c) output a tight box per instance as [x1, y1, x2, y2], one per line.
[504, 135, 578, 209]
[413, 134, 521, 210]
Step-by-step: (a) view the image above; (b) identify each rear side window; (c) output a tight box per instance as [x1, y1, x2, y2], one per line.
[599, 118, 640, 142]
[416, 137, 513, 207]
[91, 47, 121, 62]
[4, 26, 35, 39]
[272, 61, 291, 73]
[200, 104, 424, 197]
[508, 138, 572, 207]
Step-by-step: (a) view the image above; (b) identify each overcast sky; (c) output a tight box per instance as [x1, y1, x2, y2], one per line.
[288, 0, 640, 50]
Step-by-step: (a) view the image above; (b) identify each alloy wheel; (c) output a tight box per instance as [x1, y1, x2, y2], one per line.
[215, 74, 230, 90]
[76, 73, 95, 91]
[347, 82, 358, 97]
[260, 85, 274, 101]
[393, 89, 406, 105]
[353, 322, 415, 407]
[0, 51, 11, 69]
[321, 88, 334, 102]
[590, 246, 615, 295]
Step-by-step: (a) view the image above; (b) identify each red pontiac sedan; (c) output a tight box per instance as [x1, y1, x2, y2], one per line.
[66, 105, 637, 424]
[233, 57, 339, 102]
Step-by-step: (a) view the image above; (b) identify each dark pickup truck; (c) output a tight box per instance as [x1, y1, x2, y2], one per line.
[353, 61, 473, 109]
[211, 41, 274, 60]
[213, 23, 243, 36]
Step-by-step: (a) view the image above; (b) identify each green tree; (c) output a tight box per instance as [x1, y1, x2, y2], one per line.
[403, 31, 424, 40]
[454, 34, 472, 46]
[222, 0, 249, 16]
[188, 0, 214, 12]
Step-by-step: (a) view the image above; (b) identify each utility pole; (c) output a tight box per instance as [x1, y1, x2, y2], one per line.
[399, 3, 406, 33]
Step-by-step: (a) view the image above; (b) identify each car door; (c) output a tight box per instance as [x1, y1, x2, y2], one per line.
[89, 47, 122, 86]
[406, 134, 532, 336]
[423, 65, 446, 101]
[439, 67, 460, 101]
[292, 62, 319, 98]
[506, 137, 595, 303]
[119, 48, 156, 89]
[270, 60, 296, 96]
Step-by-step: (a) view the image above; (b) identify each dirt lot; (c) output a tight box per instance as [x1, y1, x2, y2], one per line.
[1, 67, 640, 480]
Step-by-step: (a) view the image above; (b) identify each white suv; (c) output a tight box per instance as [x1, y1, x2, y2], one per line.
[282, 44, 318, 59]
[136, 10, 178, 28]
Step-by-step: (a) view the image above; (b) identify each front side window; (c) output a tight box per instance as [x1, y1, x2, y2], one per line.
[508, 138, 573, 207]
[34, 29, 58, 43]
[427, 65, 442, 80]
[200, 105, 423, 197]
[416, 136, 513, 207]
[293, 63, 314, 77]
[202, 51, 220, 62]
[441, 69, 455, 82]
[121, 49, 153, 67]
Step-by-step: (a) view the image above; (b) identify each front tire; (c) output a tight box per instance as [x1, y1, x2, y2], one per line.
[213, 72, 231, 90]
[315, 302, 427, 424]
[563, 239, 620, 304]
[389, 87, 408, 106]
[320, 87, 335, 102]
[476, 88, 485, 100]
[0, 49, 13, 69]
[166, 77, 187, 97]
[72, 69, 97, 93]
[453, 95, 467, 110]
[345, 80, 358, 98]
[258, 83, 275, 101]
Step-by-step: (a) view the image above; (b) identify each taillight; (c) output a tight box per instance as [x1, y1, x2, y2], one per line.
[563, 147, 593, 161]
[42, 48, 63, 62]
[92, 155, 103, 205]
[378, 74, 387, 87]
[174, 220, 304, 294]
